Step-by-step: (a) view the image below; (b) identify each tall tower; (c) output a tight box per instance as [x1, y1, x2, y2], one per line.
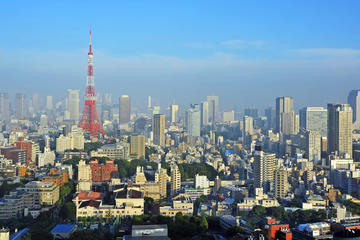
[78, 30, 105, 138]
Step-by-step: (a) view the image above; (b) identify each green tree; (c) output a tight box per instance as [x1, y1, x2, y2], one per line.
[60, 202, 76, 220]
[199, 216, 208, 233]
[226, 226, 244, 237]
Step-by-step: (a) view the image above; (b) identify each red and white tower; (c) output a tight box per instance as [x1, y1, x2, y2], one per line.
[78, 30, 105, 137]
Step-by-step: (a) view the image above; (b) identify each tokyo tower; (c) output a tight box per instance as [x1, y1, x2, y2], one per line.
[78, 30, 105, 137]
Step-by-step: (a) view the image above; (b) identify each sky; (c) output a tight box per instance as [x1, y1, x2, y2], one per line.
[1, 1, 360, 112]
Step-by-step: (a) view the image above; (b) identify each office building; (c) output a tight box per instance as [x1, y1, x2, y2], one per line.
[207, 95, 219, 124]
[170, 104, 179, 123]
[243, 116, 253, 135]
[46, 96, 53, 110]
[155, 163, 168, 199]
[0, 93, 10, 121]
[15, 93, 26, 120]
[253, 146, 276, 192]
[274, 168, 289, 198]
[130, 135, 145, 159]
[299, 107, 327, 137]
[67, 89, 80, 122]
[187, 104, 201, 137]
[276, 97, 295, 135]
[32, 93, 41, 113]
[153, 114, 165, 146]
[327, 103, 353, 158]
[171, 164, 181, 196]
[223, 111, 235, 122]
[348, 90, 360, 128]
[89, 160, 118, 182]
[201, 101, 209, 127]
[119, 95, 131, 125]
[244, 107, 259, 119]
[306, 130, 321, 163]
[265, 106, 276, 130]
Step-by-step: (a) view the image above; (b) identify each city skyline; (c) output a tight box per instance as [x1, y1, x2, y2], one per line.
[1, 1, 360, 110]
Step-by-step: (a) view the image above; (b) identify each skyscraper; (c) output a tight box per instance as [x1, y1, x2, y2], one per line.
[171, 164, 181, 196]
[187, 104, 201, 137]
[155, 163, 168, 199]
[264, 106, 276, 130]
[276, 97, 295, 135]
[170, 104, 179, 123]
[130, 135, 145, 159]
[153, 114, 165, 146]
[348, 90, 360, 128]
[201, 101, 209, 127]
[32, 93, 40, 113]
[119, 95, 131, 125]
[207, 95, 219, 124]
[299, 107, 328, 137]
[15, 93, 26, 120]
[274, 168, 289, 198]
[46, 96, 53, 110]
[253, 146, 276, 193]
[67, 89, 80, 122]
[0, 93, 10, 121]
[243, 116, 253, 135]
[306, 130, 321, 163]
[327, 103, 353, 158]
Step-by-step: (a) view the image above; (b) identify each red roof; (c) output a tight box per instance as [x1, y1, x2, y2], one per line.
[74, 192, 102, 201]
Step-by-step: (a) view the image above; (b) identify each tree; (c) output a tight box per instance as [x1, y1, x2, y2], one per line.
[226, 226, 244, 237]
[199, 216, 208, 233]
[60, 202, 76, 220]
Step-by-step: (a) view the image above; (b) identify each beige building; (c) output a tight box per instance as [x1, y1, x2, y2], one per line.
[171, 164, 181, 196]
[327, 103, 353, 158]
[274, 168, 289, 198]
[160, 195, 193, 217]
[140, 182, 161, 201]
[170, 104, 179, 123]
[155, 164, 168, 199]
[74, 189, 144, 219]
[134, 166, 147, 185]
[77, 160, 92, 191]
[18, 181, 59, 206]
[153, 114, 165, 146]
[90, 143, 128, 160]
[253, 146, 276, 193]
[130, 135, 145, 159]
[276, 96, 295, 135]
[56, 131, 84, 153]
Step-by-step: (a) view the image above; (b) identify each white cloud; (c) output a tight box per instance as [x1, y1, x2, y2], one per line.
[292, 48, 360, 57]
[221, 40, 267, 49]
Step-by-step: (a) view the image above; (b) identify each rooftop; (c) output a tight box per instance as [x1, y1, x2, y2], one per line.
[50, 224, 76, 234]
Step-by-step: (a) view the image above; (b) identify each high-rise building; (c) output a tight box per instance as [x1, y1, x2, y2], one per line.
[77, 160, 92, 191]
[327, 103, 353, 158]
[119, 95, 131, 125]
[15, 93, 26, 120]
[274, 168, 289, 198]
[276, 97, 295, 135]
[67, 89, 80, 122]
[306, 130, 321, 163]
[155, 163, 168, 199]
[244, 107, 259, 119]
[153, 114, 165, 146]
[0, 93, 10, 121]
[348, 90, 360, 128]
[223, 111, 235, 122]
[299, 107, 327, 137]
[32, 93, 41, 113]
[170, 104, 179, 123]
[171, 164, 181, 196]
[243, 116, 253, 135]
[265, 106, 276, 130]
[46, 96, 53, 110]
[187, 104, 201, 137]
[253, 146, 276, 192]
[207, 95, 219, 124]
[201, 101, 209, 127]
[130, 135, 145, 159]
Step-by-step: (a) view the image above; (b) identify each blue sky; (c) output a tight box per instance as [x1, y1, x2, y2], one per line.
[1, 1, 360, 111]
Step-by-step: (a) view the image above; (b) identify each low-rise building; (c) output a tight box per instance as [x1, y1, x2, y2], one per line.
[17, 181, 59, 206]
